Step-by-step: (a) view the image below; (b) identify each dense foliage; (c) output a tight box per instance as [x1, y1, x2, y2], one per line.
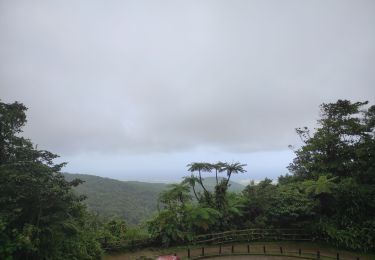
[63, 173, 244, 226]
[148, 162, 248, 245]
[0, 101, 104, 259]
[148, 100, 375, 252]
[286, 100, 375, 251]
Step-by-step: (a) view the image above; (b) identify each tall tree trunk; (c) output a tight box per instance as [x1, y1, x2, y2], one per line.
[197, 169, 212, 205]
[192, 184, 199, 201]
[198, 169, 209, 194]
[225, 170, 232, 187]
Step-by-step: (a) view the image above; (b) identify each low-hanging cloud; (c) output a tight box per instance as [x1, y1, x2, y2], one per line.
[1, 0, 375, 157]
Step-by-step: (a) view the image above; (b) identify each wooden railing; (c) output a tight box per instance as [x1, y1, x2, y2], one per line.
[101, 228, 313, 251]
[186, 244, 362, 260]
[192, 228, 313, 245]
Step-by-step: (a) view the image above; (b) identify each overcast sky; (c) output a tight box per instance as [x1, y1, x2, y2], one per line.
[1, 0, 374, 183]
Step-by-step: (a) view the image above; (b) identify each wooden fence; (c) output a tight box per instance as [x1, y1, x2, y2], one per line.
[101, 229, 366, 259]
[101, 228, 313, 251]
[186, 244, 362, 260]
[192, 228, 313, 245]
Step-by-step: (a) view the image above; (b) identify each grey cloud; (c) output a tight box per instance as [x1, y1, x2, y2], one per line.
[1, 0, 375, 156]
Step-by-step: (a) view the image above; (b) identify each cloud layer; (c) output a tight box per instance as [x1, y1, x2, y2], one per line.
[1, 0, 374, 160]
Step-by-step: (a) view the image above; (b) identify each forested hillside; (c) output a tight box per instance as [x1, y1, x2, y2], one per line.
[63, 173, 167, 225]
[63, 173, 244, 225]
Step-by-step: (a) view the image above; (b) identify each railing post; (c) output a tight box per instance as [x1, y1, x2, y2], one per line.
[201, 247, 204, 256]
[317, 250, 320, 259]
[219, 244, 222, 255]
[337, 253, 339, 260]
[299, 248, 301, 256]
[263, 245, 266, 254]
[187, 248, 190, 258]
[280, 246, 283, 254]
[247, 244, 250, 253]
[231, 245, 234, 253]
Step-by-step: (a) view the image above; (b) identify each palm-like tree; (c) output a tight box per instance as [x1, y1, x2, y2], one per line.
[303, 175, 337, 195]
[182, 174, 200, 201]
[187, 162, 212, 194]
[184, 205, 221, 232]
[224, 162, 247, 186]
[159, 183, 191, 209]
[303, 175, 337, 216]
[212, 161, 228, 184]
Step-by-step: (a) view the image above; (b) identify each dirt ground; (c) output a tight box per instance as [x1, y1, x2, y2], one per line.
[206, 257, 311, 260]
[105, 255, 298, 260]
[104, 242, 373, 260]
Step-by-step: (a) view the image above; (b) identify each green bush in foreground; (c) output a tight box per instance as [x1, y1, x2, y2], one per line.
[0, 101, 102, 259]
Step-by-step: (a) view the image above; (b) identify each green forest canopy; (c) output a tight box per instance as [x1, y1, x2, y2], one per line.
[147, 100, 375, 250]
[63, 173, 245, 226]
